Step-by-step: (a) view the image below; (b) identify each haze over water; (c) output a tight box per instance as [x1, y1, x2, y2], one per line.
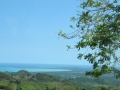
[0, 63, 73, 72]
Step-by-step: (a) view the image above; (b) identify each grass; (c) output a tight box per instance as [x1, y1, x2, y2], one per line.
[0, 80, 9, 85]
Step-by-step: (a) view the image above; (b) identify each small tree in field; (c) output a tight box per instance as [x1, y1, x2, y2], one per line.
[59, 0, 120, 78]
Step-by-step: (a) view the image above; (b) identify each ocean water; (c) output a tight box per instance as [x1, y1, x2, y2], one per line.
[0, 63, 72, 72]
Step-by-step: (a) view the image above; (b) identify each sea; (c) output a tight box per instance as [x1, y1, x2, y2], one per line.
[0, 63, 72, 72]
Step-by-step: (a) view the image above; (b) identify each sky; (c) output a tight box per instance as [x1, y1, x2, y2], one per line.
[0, 0, 119, 65]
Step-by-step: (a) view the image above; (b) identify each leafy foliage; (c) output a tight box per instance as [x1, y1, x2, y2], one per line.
[16, 87, 26, 90]
[36, 73, 59, 82]
[15, 70, 31, 76]
[0, 72, 12, 80]
[1, 69, 120, 90]
[59, 0, 120, 77]
[0, 85, 13, 90]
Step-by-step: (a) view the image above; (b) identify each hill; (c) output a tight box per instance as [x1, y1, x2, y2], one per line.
[0, 70, 85, 90]
[0, 70, 120, 90]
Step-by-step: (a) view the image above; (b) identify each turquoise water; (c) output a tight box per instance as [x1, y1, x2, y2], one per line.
[0, 63, 72, 72]
[0, 67, 71, 72]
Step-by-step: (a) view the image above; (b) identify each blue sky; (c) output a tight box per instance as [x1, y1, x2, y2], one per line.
[0, 0, 119, 65]
[0, 0, 87, 65]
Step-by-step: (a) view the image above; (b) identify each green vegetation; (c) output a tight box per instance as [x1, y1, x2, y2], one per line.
[59, 0, 120, 77]
[0, 85, 13, 90]
[0, 0, 120, 90]
[0, 70, 85, 90]
[0, 67, 120, 90]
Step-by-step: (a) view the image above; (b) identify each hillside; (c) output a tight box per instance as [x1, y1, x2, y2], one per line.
[0, 70, 120, 90]
[0, 70, 85, 90]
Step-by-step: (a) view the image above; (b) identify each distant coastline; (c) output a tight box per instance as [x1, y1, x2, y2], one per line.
[0, 63, 73, 72]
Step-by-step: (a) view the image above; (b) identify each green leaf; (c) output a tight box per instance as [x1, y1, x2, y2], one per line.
[70, 25, 73, 28]
[77, 54, 83, 60]
[70, 16, 75, 21]
[66, 45, 70, 49]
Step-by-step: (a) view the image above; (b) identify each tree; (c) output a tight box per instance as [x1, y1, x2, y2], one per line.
[58, 0, 120, 77]
[0, 85, 13, 90]
[16, 87, 26, 90]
